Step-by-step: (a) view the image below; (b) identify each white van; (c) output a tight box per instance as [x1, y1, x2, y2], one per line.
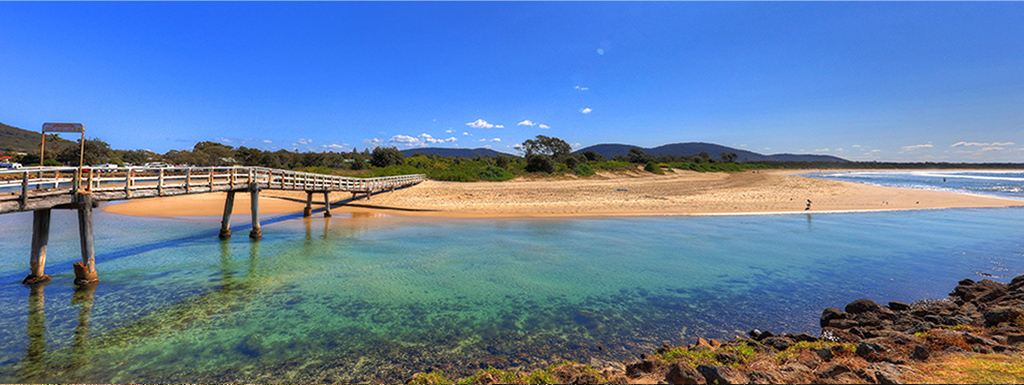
[0, 162, 23, 170]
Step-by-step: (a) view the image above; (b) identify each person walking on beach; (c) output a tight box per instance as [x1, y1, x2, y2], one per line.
[805, 199, 812, 211]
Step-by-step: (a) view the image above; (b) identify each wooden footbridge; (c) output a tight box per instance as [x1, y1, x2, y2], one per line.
[0, 166, 425, 286]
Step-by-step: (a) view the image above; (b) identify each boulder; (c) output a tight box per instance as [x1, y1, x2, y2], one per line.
[984, 306, 1024, 327]
[696, 365, 748, 385]
[665, 362, 704, 384]
[846, 299, 884, 314]
[888, 301, 911, 311]
[821, 308, 847, 328]
[856, 341, 887, 361]
[761, 336, 794, 351]
[911, 345, 930, 360]
[1008, 274, 1024, 292]
[950, 279, 1008, 304]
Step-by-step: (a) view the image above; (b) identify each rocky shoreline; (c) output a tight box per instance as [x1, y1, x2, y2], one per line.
[408, 275, 1024, 384]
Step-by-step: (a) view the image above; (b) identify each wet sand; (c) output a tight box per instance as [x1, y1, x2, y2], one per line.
[102, 169, 1022, 218]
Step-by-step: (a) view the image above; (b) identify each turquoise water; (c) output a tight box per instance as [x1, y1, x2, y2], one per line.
[806, 170, 1024, 200]
[1, 205, 1023, 382]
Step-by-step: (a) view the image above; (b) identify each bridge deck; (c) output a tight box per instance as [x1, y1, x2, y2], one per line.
[0, 166, 425, 214]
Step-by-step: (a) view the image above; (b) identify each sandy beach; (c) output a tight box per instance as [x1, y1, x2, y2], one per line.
[102, 169, 1022, 218]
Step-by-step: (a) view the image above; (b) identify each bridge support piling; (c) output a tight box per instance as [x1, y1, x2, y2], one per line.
[323, 192, 332, 217]
[303, 191, 313, 217]
[249, 186, 262, 240]
[74, 194, 99, 286]
[219, 191, 236, 239]
[22, 209, 52, 285]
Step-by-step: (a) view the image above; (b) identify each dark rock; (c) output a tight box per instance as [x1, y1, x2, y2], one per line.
[856, 341, 887, 361]
[912, 345, 930, 360]
[984, 306, 1024, 326]
[846, 298, 884, 314]
[817, 363, 851, 378]
[762, 336, 793, 351]
[625, 360, 658, 377]
[829, 319, 860, 329]
[869, 362, 909, 384]
[854, 312, 883, 328]
[814, 348, 834, 361]
[714, 352, 739, 365]
[888, 301, 911, 311]
[946, 346, 967, 353]
[965, 333, 998, 347]
[794, 333, 818, 343]
[905, 322, 934, 335]
[1006, 333, 1024, 345]
[665, 362, 704, 384]
[821, 308, 847, 328]
[1009, 275, 1024, 292]
[696, 365, 748, 385]
[950, 314, 974, 326]
[754, 330, 774, 341]
[993, 345, 1014, 353]
[746, 370, 780, 384]
[747, 329, 762, 340]
[951, 279, 1008, 304]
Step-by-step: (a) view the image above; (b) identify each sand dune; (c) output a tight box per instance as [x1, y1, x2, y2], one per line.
[103, 169, 1021, 218]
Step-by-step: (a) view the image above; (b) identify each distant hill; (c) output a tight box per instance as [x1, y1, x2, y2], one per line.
[575, 142, 848, 163]
[1, 122, 44, 153]
[400, 147, 516, 158]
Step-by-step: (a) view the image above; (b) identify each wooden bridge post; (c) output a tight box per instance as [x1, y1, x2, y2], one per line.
[158, 169, 165, 196]
[73, 194, 99, 286]
[323, 191, 332, 217]
[219, 190, 236, 239]
[22, 209, 52, 285]
[249, 185, 262, 240]
[303, 191, 313, 217]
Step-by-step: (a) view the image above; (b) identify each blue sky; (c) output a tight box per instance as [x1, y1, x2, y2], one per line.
[1, 2, 1022, 162]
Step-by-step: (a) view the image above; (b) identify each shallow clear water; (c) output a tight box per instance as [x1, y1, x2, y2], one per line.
[806, 170, 1024, 200]
[1, 206, 1023, 382]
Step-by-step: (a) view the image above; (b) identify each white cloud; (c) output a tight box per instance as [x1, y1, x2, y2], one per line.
[764, 147, 771, 150]
[467, 119, 497, 128]
[261, 139, 273, 144]
[363, 138, 384, 147]
[322, 144, 346, 151]
[982, 147, 1005, 152]
[539, 124, 550, 129]
[902, 144, 933, 150]
[484, 145, 492, 149]
[870, 149, 882, 153]
[495, 124, 504, 128]
[296, 138, 314, 145]
[491, 138, 501, 142]
[462, 132, 471, 136]
[813, 148, 830, 152]
[215, 137, 233, 143]
[417, 133, 457, 144]
[479, 138, 486, 142]
[517, 120, 537, 126]
[445, 129, 453, 133]
[851, 144, 862, 148]
[835, 148, 844, 152]
[389, 135, 419, 144]
[574, 86, 589, 91]
[572, 142, 581, 148]
[951, 141, 1015, 147]
[580, 107, 592, 114]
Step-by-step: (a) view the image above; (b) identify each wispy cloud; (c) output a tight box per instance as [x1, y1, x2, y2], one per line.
[517, 120, 537, 126]
[951, 141, 1015, 147]
[215, 137, 233, 143]
[539, 124, 550, 129]
[982, 147, 1005, 152]
[466, 119, 497, 129]
[579, 107, 592, 114]
[851, 144, 862, 148]
[296, 138, 313, 145]
[813, 148, 830, 152]
[261, 139, 273, 144]
[491, 138, 501, 142]
[574, 86, 589, 91]
[445, 129, 453, 133]
[902, 144, 933, 150]
[462, 132, 470, 136]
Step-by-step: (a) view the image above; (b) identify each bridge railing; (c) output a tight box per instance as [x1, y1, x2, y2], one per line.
[1, 166, 426, 210]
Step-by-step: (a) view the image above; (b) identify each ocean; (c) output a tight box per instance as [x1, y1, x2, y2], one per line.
[1, 185, 1023, 382]
[805, 170, 1024, 201]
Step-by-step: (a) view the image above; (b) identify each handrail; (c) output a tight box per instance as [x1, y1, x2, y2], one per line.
[0, 166, 426, 212]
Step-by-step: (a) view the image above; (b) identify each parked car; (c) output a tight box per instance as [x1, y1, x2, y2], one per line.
[143, 162, 172, 168]
[0, 162, 23, 170]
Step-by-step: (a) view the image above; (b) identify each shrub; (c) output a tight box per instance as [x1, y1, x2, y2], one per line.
[644, 161, 664, 174]
[478, 166, 515, 181]
[525, 154, 555, 173]
[574, 163, 595, 176]
[370, 146, 404, 168]
[564, 155, 580, 170]
[590, 160, 633, 171]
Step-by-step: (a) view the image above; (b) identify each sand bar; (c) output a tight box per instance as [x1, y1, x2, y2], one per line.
[101, 169, 1022, 219]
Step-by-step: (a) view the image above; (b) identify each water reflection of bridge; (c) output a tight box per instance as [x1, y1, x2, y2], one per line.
[0, 166, 424, 286]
